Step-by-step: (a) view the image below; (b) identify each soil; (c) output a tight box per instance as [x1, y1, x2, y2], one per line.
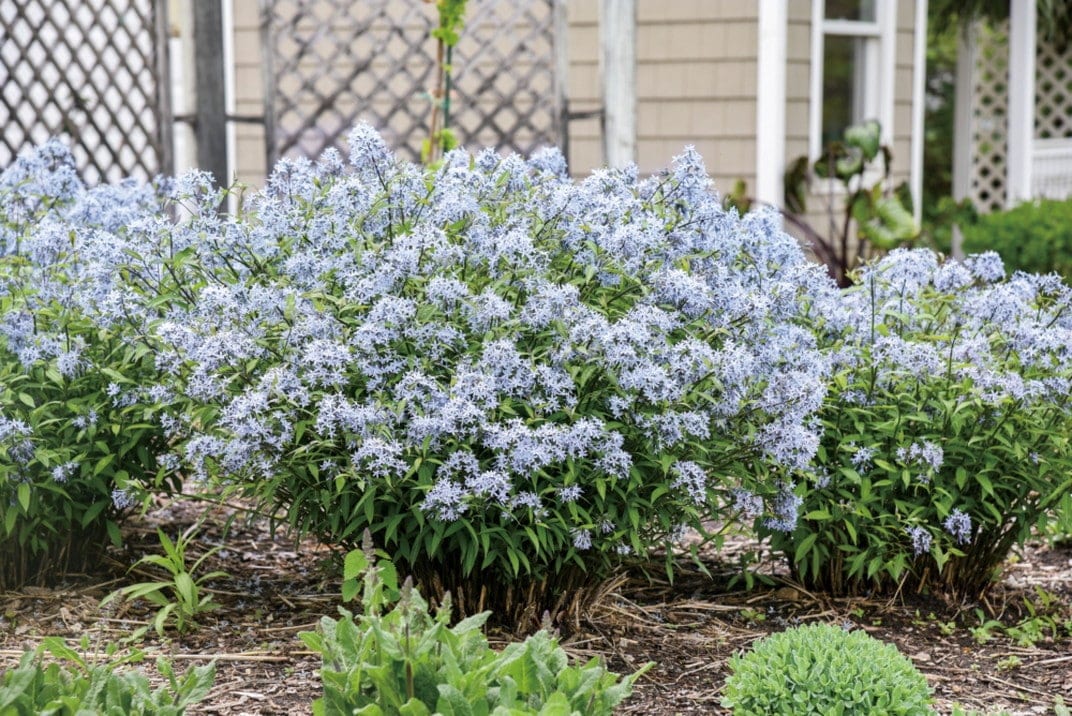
[2, 498, 1070, 716]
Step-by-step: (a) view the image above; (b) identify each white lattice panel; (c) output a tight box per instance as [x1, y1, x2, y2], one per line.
[1035, 36, 1072, 140]
[969, 20, 1009, 213]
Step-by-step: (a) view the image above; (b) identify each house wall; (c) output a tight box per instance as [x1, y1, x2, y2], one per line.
[228, 0, 760, 190]
[227, 0, 920, 212]
[567, 1, 759, 189]
[231, 1, 267, 187]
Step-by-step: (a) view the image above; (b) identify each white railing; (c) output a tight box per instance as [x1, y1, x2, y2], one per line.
[1032, 137, 1072, 200]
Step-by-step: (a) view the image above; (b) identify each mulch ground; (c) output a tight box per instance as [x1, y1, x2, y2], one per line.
[2, 497, 1070, 715]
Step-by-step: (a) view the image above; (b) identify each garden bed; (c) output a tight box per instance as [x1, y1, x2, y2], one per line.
[2, 496, 1069, 715]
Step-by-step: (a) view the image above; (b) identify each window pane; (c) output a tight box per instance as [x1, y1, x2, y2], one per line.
[822, 34, 866, 145]
[825, 0, 876, 22]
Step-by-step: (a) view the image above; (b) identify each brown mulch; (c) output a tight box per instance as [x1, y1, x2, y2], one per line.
[2, 498, 1071, 715]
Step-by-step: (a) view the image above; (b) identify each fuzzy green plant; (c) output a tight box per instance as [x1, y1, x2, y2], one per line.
[721, 623, 933, 715]
[0, 636, 215, 715]
[301, 543, 649, 715]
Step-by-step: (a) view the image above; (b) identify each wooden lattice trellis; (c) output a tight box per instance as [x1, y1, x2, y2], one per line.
[0, 0, 171, 184]
[261, 0, 564, 166]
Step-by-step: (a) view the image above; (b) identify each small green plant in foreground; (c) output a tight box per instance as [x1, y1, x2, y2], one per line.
[102, 524, 228, 636]
[302, 545, 649, 715]
[0, 636, 214, 715]
[721, 622, 933, 715]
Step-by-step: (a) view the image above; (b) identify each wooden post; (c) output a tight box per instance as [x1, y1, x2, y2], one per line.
[154, 0, 174, 177]
[600, 0, 635, 168]
[193, 0, 228, 188]
[951, 22, 976, 258]
[552, 0, 570, 162]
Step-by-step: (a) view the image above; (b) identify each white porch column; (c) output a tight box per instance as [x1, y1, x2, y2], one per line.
[755, 0, 787, 208]
[1007, 0, 1036, 206]
[909, 0, 928, 224]
[601, 0, 637, 168]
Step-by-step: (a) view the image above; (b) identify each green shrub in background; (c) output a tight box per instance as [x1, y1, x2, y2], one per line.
[962, 198, 1072, 280]
[0, 636, 215, 715]
[721, 623, 933, 715]
[301, 546, 649, 715]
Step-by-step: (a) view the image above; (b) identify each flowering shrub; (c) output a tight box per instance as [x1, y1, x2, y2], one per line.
[0, 143, 180, 590]
[761, 249, 1072, 595]
[134, 125, 832, 620]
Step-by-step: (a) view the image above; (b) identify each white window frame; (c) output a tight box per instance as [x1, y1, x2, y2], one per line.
[808, 0, 897, 166]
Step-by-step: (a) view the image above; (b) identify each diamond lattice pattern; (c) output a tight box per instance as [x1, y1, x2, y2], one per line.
[969, 20, 1009, 213]
[1035, 37, 1072, 140]
[0, 0, 167, 184]
[264, 0, 560, 165]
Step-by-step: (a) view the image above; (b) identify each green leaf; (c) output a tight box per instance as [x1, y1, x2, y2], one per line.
[398, 698, 433, 716]
[16, 482, 30, 512]
[343, 549, 369, 581]
[537, 692, 573, 716]
[174, 572, 197, 609]
[844, 119, 881, 161]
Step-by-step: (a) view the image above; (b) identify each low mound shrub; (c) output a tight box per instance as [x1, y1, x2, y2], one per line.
[759, 249, 1072, 595]
[302, 546, 648, 715]
[962, 198, 1072, 279]
[721, 622, 933, 715]
[0, 142, 181, 589]
[121, 125, 834, 621]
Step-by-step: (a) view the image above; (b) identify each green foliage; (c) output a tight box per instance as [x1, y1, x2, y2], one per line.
[101, 525, 228, 636]
[962, 199, 1072, 280]
[720, 623, 933, 715]
[0, 636, 214, 715]
[301, 548, 648, 715]
[1041, 490, 1072, 547]
[784, 120, 919, 286]
[1005, 587, 1071, 647]
[919, 1, 959, 252]
[0, 176, 179, 591]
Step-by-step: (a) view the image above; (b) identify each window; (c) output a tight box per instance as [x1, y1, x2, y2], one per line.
[810, 0, 892, 159]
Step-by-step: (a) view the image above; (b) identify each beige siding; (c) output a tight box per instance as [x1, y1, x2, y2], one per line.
[785, 1, 812, 177]
[632, 1, 758, 190]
